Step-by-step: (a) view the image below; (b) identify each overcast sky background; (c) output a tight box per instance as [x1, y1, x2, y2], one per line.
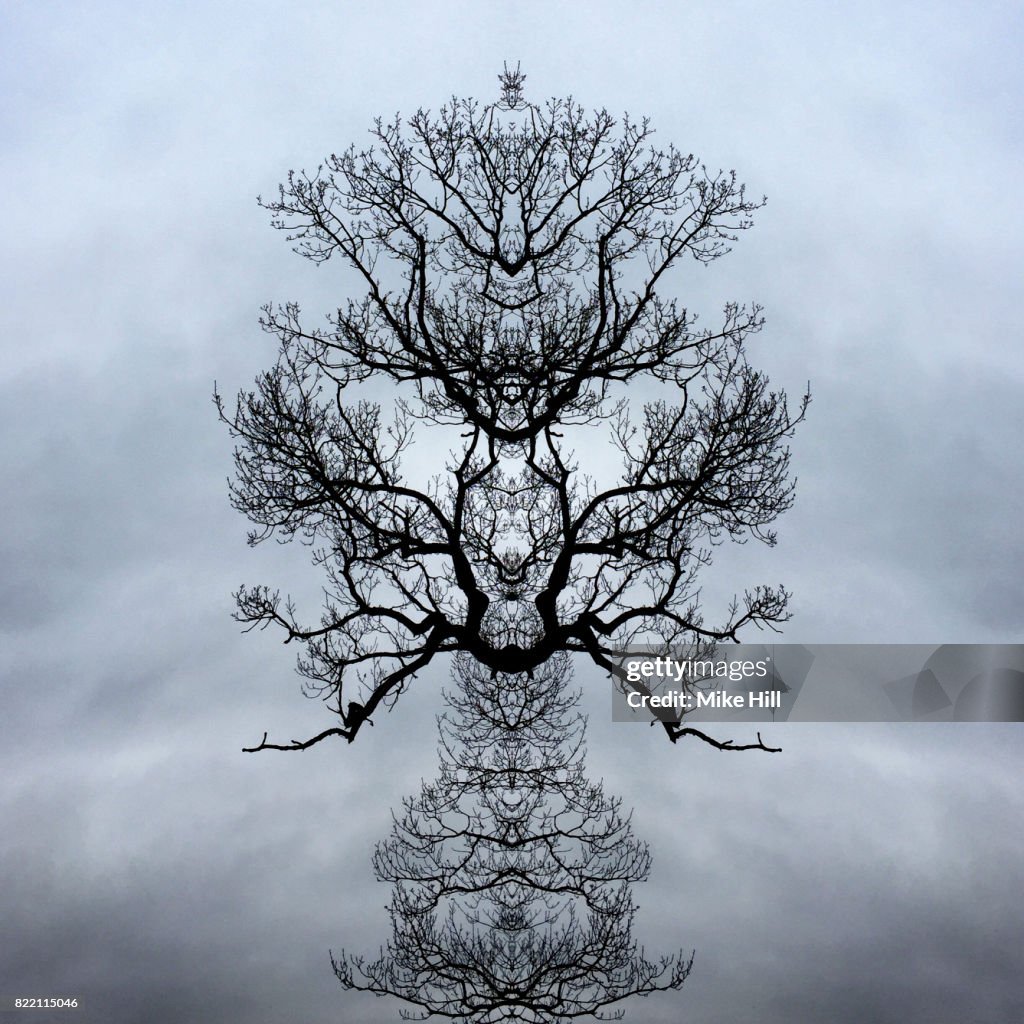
[2, 2, 1023, 1021]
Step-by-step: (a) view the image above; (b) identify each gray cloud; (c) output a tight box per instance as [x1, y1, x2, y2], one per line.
[2, 1, 1022, 1021]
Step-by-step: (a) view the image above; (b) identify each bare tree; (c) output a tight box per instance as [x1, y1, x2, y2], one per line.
[333, 652, 691, 1021]
[219, 66, 807, 750]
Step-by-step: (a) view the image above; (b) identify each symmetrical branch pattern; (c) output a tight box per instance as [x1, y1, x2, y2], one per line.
[221, 67, 807, 750]
[333, 653, 691, 1021]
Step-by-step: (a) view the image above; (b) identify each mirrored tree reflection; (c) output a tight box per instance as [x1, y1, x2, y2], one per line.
[334, 651, 691, 1021]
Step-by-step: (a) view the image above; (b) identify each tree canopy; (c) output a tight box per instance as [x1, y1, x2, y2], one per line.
[219, 66, 807, 751]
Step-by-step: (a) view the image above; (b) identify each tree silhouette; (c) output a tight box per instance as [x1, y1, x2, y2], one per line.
[333, 651, 692, 1021]
[219, 66, 807, 750]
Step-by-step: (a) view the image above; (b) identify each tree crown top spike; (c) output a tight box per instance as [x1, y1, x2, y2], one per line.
[497, 61, 527, 110]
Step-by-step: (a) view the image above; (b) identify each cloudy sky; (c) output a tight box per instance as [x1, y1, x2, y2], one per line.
[2, 2, 1022, 1021]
